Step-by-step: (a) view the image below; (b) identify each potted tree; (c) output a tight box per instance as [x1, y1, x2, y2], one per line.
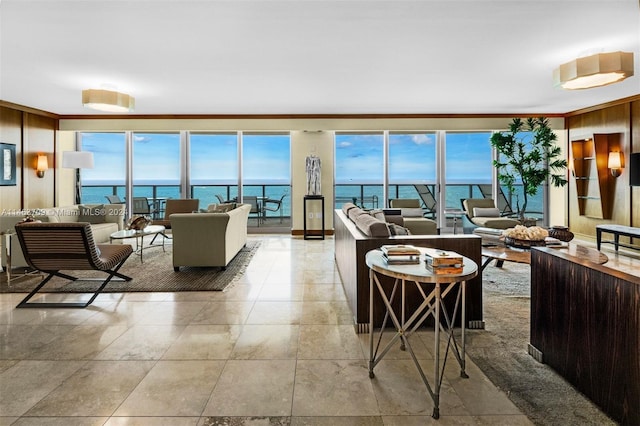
[490, 117, 568, 223]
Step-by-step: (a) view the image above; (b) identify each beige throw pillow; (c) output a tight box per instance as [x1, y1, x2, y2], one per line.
[208, 203, 236, 213]
[472, 207, 500, 217]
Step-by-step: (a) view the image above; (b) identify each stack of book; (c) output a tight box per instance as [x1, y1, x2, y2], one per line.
[423, 248, 464, 274]
[380, 244, 421, 265]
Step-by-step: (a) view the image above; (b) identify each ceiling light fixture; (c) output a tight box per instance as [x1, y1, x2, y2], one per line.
[553, 51, 634, 90]
[82, 88, 135, 112]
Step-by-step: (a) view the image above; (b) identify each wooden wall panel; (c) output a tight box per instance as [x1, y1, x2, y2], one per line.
[632, 100, 640, 229]
[23, 113, 56, 209]
[0, 106, 23, 210]
[567, 103, 631, 240]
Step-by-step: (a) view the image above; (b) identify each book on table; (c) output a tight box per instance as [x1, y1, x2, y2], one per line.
[380, 244, 421, 265]
[423, 248, 464, 274]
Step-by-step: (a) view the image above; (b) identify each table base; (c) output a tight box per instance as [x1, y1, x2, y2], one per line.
[368, 270, 468, 419]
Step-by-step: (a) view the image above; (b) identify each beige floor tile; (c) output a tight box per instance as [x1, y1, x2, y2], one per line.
[291, 417, 383, 426]
[302, 283, 346, 301]
[297, 325, 364, 360]
[25, 325, 127, 360]
[370, 359, 469, 417]
[300, 301, 354, 325]
[0, 360, 85, 416]
[114, 360, 225, 417]
[203, 359, 296, 417]
[257, 284, 305, 301]
[105, 417, 200, 426]
[163, 324, 243, 360]
[190, 301, 256, 325]
[382, 414, 477, 425]
[292, 359, 379, 416]
[24, 360, 155, 416]
[358, 329, 434, 361]
[0, 325, 71, 359]
[94, 324, 184, 360]
[10, 417, 109, 425]
[230, 324, 300, 359]
[134, 301, 208, 325]
[245, 301, 303, 325]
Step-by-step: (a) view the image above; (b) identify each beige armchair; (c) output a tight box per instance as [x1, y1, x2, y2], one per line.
[462, 198, 520, 229]
[388, 198, 437, 235]
[170, 204, 251, 270]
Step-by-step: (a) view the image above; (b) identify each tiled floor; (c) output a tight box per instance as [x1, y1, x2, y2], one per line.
[0, 235, 533, 426]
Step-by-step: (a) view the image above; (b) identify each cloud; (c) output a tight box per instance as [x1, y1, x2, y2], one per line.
[411, 134, 434, 145]
[134, 136, 152, 143]
[337, 141, 352, 148]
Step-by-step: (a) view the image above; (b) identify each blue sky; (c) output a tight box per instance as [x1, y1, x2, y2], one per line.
[82, 131, 493, 184]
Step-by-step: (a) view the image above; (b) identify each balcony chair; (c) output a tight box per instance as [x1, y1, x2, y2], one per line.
[244, 195, 263, 226]
[413, 184, 437, 218]
[388, 198, 438, 234]
[263, 192, 288, 223]
[132, 196, 158, 218]
[150, 198, 199, 243]
[14, 222, 133, 308]
[476, 184, 517, 216]
[461, 198, 520, 230]
[105, 194, 125, 204]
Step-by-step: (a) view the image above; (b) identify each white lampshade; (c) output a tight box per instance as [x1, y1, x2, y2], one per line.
[62, 151, 94, 169]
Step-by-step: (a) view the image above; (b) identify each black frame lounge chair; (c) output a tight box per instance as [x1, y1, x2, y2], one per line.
[14, 222, 133, 308]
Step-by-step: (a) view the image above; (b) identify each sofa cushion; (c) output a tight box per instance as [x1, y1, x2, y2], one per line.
[473, 207, 500, 217]
[341, 203, 358, 216]
[401, 207, 424, 218]
[369, 209, 386, 222]
[471, 216, 520, 229]
[348, 207, 367, 222]
[354, 214, 390, 237]
[208, 203, 236, 213]
[79, 204, 106, 224]
[388, 223, 411, 235]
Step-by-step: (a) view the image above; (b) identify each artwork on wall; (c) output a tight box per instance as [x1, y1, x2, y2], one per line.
[0, 142, 17, 186]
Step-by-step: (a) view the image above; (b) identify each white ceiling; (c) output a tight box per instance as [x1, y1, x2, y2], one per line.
[1, 0, 639, 116]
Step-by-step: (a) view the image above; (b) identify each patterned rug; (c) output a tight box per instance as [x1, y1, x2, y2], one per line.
[0, 240, 260, 293]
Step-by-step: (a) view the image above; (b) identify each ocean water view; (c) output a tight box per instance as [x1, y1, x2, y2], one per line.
[81, 181, 542, 220]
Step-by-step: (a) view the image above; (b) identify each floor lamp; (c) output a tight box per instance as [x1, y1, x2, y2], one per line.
[62, 151, 94, 204]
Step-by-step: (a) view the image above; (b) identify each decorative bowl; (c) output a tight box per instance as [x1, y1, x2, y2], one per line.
[548, 226, 574, 242]
[504, 236, 546, 249]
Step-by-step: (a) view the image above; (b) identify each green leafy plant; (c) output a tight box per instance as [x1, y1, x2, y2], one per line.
[490, 117, 568, 221]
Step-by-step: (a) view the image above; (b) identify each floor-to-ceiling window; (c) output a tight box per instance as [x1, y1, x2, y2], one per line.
[78, 132, 126, 204]
[444, 132, 493, 209]
[334, 132, 384, 209]
[241, 133, 291, 224]
[131, 132, 181, 217]
[190, 133, 239, 208]
[388, 132, 437, 217]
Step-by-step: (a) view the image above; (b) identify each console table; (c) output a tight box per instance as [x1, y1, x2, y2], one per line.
[596, 224, 640, 252]
[529, 247, 640, 424]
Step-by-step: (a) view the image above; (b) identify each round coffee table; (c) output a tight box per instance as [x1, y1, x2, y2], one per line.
[110, 225, 166, 263]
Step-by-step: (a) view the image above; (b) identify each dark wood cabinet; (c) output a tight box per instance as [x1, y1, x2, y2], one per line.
[530, 247, 640, 425]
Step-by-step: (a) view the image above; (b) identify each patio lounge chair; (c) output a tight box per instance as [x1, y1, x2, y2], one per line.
[14, 222, 133, 308]
[413, 184, 437, 218]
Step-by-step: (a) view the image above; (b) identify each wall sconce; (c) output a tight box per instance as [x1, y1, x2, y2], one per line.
[608, 151, 624, 177]
[36, 154, 48, 178]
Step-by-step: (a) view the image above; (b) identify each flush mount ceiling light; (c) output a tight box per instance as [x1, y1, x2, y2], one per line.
[553, 51, 634, 90]
[82, 88, 135, 112]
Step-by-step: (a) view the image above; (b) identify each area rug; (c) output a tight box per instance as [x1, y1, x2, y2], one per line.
[0, 240, 260, 293]
[468, 261, 616, 426]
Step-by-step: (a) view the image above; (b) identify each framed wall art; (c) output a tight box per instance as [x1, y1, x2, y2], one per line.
[0, 143, 17, 186]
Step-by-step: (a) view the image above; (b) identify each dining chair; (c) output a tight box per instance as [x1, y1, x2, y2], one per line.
[263, 193, 288, 223]
[244, 195, 263, 226]
[105, 194, 125, 204]
[132, 197, 158, 217]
